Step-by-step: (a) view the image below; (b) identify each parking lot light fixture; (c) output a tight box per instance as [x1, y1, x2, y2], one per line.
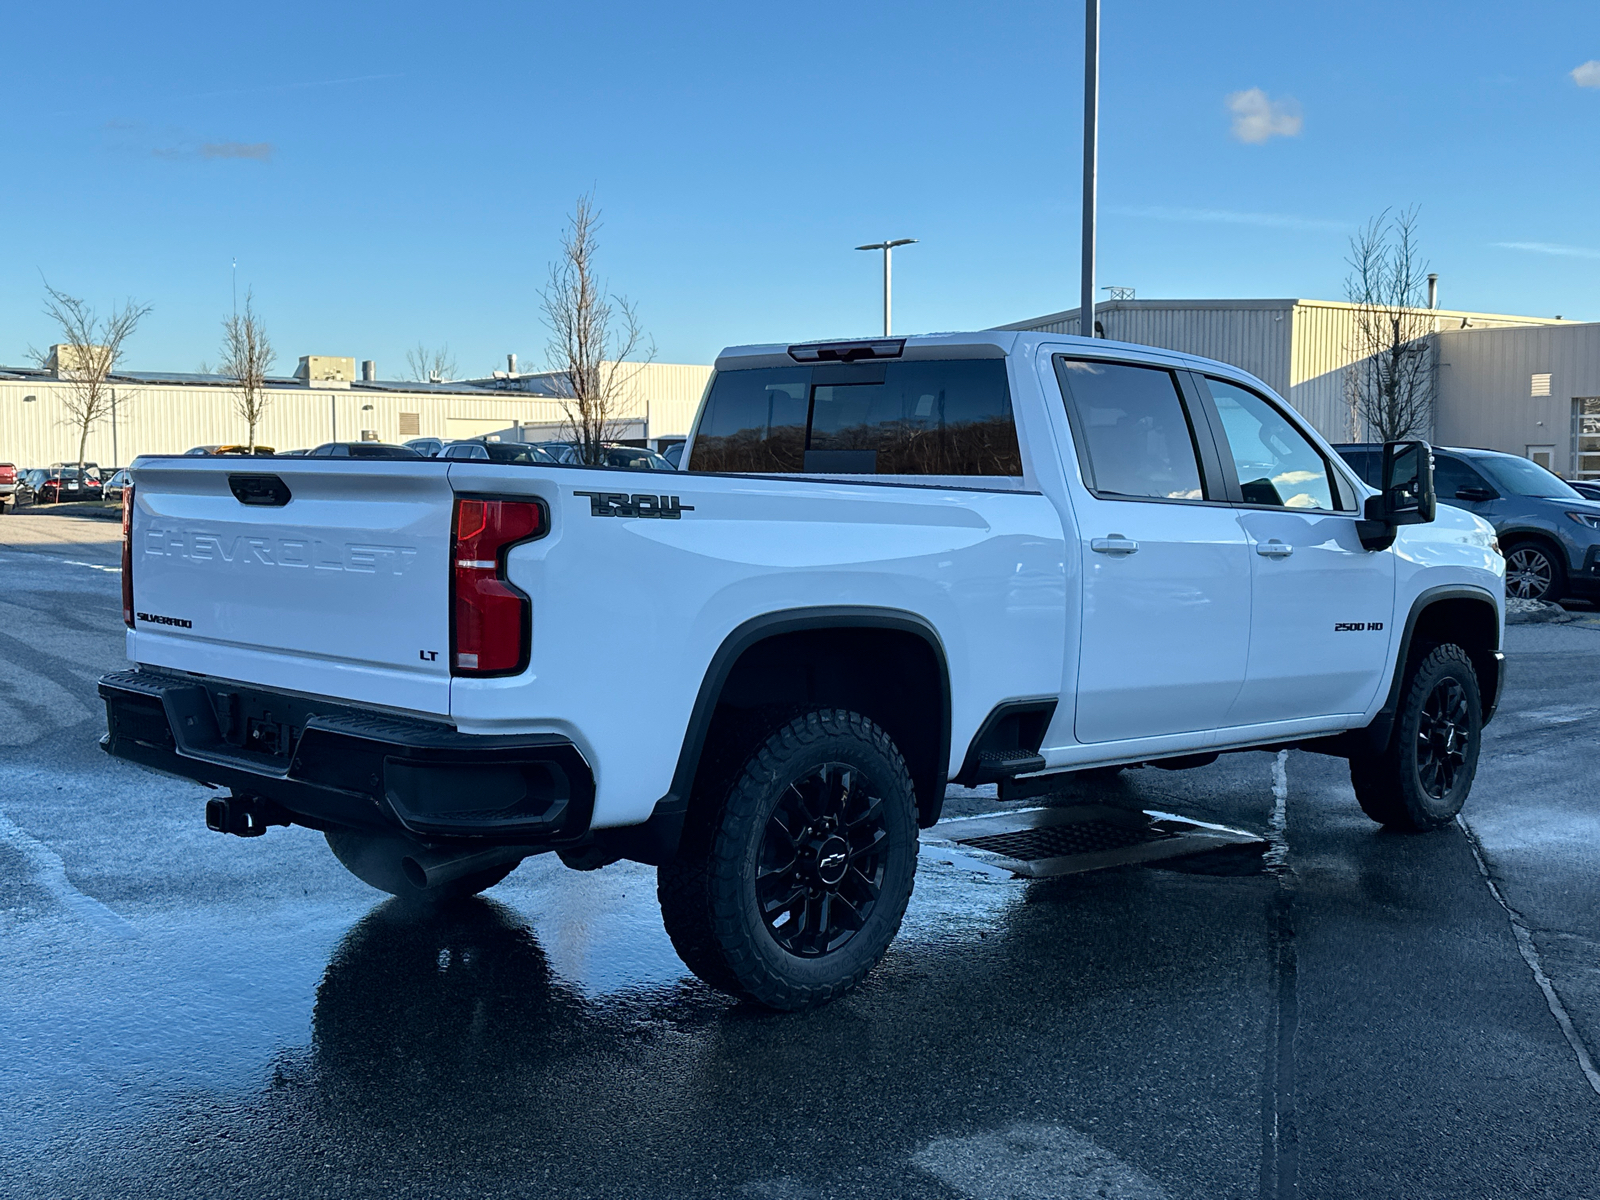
[855, 238, 917, 336]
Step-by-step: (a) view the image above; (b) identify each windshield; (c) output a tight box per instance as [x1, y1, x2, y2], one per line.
[604, 447, 671, 470]
[484, 443, 557, 464]
[1473, 455, 1582, 499]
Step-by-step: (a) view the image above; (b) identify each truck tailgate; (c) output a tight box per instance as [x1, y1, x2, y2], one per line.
[127, 458, 453, 716]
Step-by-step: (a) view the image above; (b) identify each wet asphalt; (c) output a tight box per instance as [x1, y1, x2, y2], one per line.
[2, 508, 1598, 1200]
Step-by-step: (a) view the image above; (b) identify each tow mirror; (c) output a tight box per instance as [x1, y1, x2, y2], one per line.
[1357, 440, 1436, 550]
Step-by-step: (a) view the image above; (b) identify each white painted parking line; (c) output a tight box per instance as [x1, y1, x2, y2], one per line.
[1265, 749, 1289, 871]
[913, 1122, 1170, 1199]
[60, 559, 121, 573]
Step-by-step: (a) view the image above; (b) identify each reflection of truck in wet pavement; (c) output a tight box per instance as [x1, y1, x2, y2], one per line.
[100, 331, 1505, 1009]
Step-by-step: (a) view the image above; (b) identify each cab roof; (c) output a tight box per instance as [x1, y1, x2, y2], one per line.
[712, 330, 1278, 396]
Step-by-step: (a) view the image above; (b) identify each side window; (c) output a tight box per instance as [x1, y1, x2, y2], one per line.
[1055, 359, 1207, 501]
[1337, 449, 1379, 487]
[1206, 378, 1341, 510]
[691, 368, 809, 473]
[1433, 454, 1490, 499]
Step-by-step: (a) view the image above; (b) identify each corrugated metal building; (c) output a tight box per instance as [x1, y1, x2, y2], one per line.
[463, 362, 712, 450]
[998, 299, 1567, 444]
[0, 359, 711, 468]
[1434, 322, 1600, 480]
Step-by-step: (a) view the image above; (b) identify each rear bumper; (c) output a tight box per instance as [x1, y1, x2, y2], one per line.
[99, 668, 594, 844]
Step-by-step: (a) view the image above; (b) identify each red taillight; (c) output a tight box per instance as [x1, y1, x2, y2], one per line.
[450, 497, 545, 675]
[122, 483, 135, 628]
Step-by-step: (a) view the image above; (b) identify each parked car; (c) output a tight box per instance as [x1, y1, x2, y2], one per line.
[1567, 478, 1600, 502]
[662, 442, 685, 469]
[106, 331, 1505, 1011]
[185, 445, 276, 456]
[102, 469, 131, 503]
[0, 463, 17, 512]
[305, 442, 422, 459]
[441, 439, 559, 464]
[1335, 443, 1600, 602]
[9, 469, 36, 508]
[32, 464, 104, 503]
[403, 438, 447, 458]
[535, 441, 675, 470]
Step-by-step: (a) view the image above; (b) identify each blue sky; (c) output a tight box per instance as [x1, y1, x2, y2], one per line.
[2, 0, 1597, 376]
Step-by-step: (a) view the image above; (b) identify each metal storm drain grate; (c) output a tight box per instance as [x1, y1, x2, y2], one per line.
[961, 819, 1173, 862]
[934, 803, 1263, 880]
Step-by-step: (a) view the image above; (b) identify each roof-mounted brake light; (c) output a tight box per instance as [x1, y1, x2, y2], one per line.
[787, 339, 906, 364]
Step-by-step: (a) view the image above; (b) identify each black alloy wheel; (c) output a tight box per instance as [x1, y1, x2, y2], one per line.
[1415, 675, 1471, 801]
[1505, 544, 1561, 601]
[1349, 643, 1482, 831]
[757, 762, 889, 958]
[658, 709, 919, 1010]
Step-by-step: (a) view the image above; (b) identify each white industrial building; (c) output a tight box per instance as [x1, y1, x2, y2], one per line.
[0, 355, 711, 469]
[999, 297, 1576, 461]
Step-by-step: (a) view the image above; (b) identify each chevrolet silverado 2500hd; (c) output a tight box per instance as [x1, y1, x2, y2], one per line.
[101, 331, 1505, 1009]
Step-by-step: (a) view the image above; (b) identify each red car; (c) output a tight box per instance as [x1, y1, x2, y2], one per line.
[0, 463, 17, 512]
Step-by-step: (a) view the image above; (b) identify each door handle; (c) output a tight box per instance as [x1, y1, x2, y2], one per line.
[1256, 539, 1294, 558]
[1091, 535, 1139, 555]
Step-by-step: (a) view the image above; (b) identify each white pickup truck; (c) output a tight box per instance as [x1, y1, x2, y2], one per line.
[101, 331, 1505, 1009]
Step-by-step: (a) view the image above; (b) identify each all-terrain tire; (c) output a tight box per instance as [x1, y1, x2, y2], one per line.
[657, 709, 919, 1010]
[325, 830, 518, 904]
[1349, 643, 1482, 831]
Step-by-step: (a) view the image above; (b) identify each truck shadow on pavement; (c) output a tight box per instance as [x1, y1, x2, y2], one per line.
[275, 858, 1278, 1200]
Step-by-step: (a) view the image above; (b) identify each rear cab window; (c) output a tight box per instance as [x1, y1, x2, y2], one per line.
[689, 358, 1023, 479]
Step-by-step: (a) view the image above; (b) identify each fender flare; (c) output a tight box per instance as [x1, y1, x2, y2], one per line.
[1312, 584, 1503, 758]
[597, 606, 952, 864]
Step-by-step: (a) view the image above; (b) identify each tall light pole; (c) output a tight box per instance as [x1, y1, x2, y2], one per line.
[1081, 0, 1100, 338]
[855, 238, 917, 336]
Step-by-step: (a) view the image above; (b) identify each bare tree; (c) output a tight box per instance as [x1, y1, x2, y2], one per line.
[1343, 207, 1435, 443]
[540, 195, 655, 464]
[219, 290, 276, 451]
[405, 343, 457, 383]
[38, 284, 151, 473]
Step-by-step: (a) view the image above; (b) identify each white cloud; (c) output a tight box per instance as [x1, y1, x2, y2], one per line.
[1572, 61, 1600, 88]
[1493, 241, 1600, 260]
[1226, 88, 1303, 143]
[1109, 204, 1345, 232]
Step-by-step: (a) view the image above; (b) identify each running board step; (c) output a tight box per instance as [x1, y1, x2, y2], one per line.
[970, 750, 1047, 783]
[932, 804, 1263, 879]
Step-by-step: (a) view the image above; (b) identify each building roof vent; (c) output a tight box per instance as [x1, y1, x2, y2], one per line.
[361, 359, 376, 381]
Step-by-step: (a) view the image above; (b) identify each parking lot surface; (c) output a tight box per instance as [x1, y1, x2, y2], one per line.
[2, 509, 1598, 1199]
